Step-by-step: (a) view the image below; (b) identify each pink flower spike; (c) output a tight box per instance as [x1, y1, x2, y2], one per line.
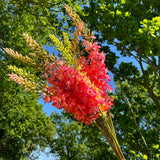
[78, 21, 83, 31]
[89, 35, 96, 39]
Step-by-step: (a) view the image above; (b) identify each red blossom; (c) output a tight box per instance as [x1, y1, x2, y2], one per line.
[43, 38, 114, 125]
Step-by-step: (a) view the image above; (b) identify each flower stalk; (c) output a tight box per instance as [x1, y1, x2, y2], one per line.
[95, 110, 125, 160]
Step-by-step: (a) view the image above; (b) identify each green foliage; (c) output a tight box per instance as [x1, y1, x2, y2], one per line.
[72, 0, 160, 159]
[0, 0, 88, 54]
[50, 112, 117, 160]
[0, 60, 56, 160]
[0, 0, 70, 158]
[112, 80, 159, 159]
[0, 0, 59, 50]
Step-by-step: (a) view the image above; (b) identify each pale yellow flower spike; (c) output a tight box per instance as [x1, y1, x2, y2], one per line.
[3, 48, 34, 65]
[49, 34, 77, 66]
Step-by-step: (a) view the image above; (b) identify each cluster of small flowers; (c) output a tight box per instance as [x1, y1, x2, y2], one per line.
[8, 73, 38, 92]
[43, 37, 114, 125]
[80, 38, 113, 94]
[8, 73, 26, 87]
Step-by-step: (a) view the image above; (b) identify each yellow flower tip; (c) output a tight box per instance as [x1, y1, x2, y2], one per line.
[76, 64, 82, 71]
[96, 95, 101, 100]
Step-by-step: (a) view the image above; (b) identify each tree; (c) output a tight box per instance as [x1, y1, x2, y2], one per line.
[113, 80, 159, 159]
[72, 0, 160, 159]
[0, 0, 67, 158]
[0, 59, 56, 160]
[49, 112, 116, 160]
[78, 0, 160, 111]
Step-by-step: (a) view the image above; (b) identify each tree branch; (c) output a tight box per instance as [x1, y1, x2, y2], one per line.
[150, 72, 157, 90]
[110, 68, 145, 87]
[115, 42, 159, 74]
[147, 89, 160, 112]
[115, 130, 151, 158]
[138, 56, 149, 88]
[119, 83, 149, 151]
[158, 55, 160, 78]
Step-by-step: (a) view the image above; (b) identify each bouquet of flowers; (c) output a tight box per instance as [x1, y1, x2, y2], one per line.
[4, 5, 125, 160]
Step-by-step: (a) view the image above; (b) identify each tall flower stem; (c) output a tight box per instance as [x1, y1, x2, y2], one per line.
[95, 110, 125, 160]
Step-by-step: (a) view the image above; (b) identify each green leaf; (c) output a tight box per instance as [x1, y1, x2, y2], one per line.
[143, 155, 148, 159]
[153, 144, 159, 149]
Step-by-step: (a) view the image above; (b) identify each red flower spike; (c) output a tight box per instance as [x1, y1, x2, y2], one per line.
[43, 38, 114, 124]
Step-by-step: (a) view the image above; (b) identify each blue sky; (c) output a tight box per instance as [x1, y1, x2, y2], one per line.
[31, 147, 57, 160]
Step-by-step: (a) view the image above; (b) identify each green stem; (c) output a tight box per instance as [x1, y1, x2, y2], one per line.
[95, 110, 125, 160]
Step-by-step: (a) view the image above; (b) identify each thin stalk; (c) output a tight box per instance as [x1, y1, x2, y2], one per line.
[95, 112, 125, 160]
[125, 95, 148, 148]
[99, 109, 124, 159]
[97, 118, 121, 159]
[95, 120, 120, 158]
[95, 119, 123, 160]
